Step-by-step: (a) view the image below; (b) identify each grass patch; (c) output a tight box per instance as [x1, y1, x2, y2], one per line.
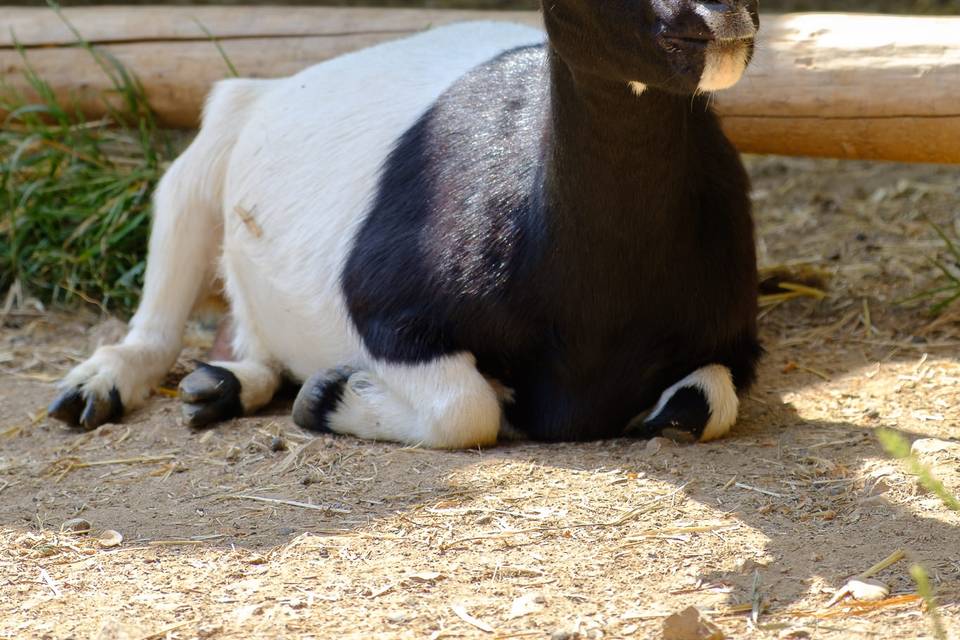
[923, 221, 960, 315]
[1, 10, 172, 314]
[896, 220, 960, 317]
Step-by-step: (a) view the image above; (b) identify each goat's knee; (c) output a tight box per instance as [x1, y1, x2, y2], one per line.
[292, 354, 501, 449]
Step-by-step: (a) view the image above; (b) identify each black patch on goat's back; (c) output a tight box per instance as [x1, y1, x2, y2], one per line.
[342, 44, 761, 442]
[343, 45, 550, 365]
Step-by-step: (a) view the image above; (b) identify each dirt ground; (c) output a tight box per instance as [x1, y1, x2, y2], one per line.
[1, 156, 959, 639]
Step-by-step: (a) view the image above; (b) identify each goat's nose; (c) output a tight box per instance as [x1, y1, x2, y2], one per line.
[693, 1, 757, 40]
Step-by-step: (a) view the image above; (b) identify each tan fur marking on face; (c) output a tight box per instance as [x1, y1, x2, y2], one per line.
[697, 40, 749, 92]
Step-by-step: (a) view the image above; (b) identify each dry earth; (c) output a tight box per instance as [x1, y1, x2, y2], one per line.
[1, 156, 960, 639]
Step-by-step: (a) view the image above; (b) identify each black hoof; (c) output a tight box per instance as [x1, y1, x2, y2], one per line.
[48, 387, 123, 431]
[629, 386, 710, 442]
[179, 362, 243, 428]
[292, 367, 354, 434]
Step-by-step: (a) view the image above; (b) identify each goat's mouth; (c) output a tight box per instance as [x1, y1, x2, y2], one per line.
[660, 33, 713, 48]
[659, 33, 753, 51]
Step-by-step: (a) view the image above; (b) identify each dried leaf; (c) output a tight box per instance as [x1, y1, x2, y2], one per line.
[97, 530, 123, 548]
[407, 571, 442, 583]
[451, 604, 494, 633]
[663, 606, 725, 640]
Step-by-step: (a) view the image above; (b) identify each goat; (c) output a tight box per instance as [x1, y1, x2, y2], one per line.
[50, 1, 762, 448]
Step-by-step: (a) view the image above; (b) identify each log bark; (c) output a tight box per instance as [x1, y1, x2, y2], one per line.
[2, 7, 959, 163]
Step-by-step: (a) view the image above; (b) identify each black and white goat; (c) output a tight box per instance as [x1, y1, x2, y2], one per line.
[50, 0, 762, 448]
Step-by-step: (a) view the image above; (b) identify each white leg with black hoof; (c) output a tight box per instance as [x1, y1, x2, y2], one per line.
[638, 364, 739, 442]
[49, 150, 224, 430]
[178, 277, 284, 427]
[178, 359, 281, 427]
[292, 353, 501, 449]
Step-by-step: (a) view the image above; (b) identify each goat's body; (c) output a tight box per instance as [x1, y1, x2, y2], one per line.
[53, 20, 761, 447]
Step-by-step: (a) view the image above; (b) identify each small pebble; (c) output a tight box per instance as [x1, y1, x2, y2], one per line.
[61, 517, 92, 534]
[660, 428, 696, 444]
[301, 472, 322, 486]
[912, 438, 958, 456]
[196, 624, 223, 638]
[645, 437, 676, 455]
[270, 436, 287, 452]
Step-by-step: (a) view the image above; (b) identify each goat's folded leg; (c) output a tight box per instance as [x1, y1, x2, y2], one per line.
[291, 353, 501, 449]
[631, 364, 740, 442]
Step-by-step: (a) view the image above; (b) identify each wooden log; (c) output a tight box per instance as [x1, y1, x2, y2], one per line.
[1, 7, 959, 164]
[718, 13, 960, 164]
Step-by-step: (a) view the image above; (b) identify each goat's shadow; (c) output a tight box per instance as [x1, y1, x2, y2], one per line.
[2, 308, 959, 618]
[253, 330, 960, 608]
[242, 354, 960, 614]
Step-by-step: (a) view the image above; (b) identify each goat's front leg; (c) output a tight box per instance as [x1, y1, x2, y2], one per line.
[633, 364, 740, 442]
[49, 154, 220, 429]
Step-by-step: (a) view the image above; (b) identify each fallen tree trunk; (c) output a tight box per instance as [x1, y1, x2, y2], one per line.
[2, 7, 959, 163]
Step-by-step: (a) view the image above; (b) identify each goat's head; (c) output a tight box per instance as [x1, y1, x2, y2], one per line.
[542, 0, 759, 95]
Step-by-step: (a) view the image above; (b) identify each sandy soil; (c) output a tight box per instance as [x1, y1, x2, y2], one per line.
[1, 156, 959, 639]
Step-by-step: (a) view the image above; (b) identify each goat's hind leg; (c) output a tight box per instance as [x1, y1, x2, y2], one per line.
[291, 354, 501, 449]
[632, 364, 740, 442]
[48, 81, 257, 429]
[49, 160, 221, 429]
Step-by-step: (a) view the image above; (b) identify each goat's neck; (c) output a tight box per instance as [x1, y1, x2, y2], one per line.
[542, 50, 704, 236]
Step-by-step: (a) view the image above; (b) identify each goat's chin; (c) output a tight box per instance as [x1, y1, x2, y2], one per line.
[697, 40, 751, 93]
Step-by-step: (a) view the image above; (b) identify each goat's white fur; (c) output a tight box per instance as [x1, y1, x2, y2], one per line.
[59, 22, 745, 447]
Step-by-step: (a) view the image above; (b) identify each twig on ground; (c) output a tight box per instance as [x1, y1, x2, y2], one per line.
[228, 494, 353, 514]
[735, 482, 785, 498]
